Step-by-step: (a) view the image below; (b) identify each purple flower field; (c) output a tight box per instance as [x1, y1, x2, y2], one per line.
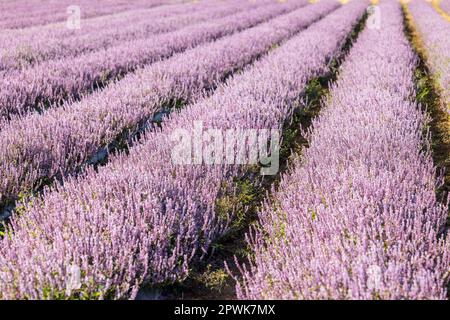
[0, 0, 448, 302]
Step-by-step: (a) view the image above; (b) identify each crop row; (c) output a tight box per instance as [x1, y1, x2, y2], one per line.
[0, 0, 264, 71]
[408, 0, 450, 112]
[0, 0, 331, 215]
[441, 0, 450, 14]
[237, 1, 449, 300]
[0, 0, 307, 121]
[0, 0, 167, 30]
[0, 0, 369, 300]
[1, 1, 189, 42]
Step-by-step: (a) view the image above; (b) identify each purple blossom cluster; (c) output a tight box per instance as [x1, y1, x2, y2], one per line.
[439, 0, 450, 14]
[0, 0, 265, 71]
[0, 0, 166, 30]
[408, 0, 450, 111]
[0, 0, 369, 299]
[0, 0, 335, 212]
[0, 0, 307, 120]
[237, 1, 450, 300]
